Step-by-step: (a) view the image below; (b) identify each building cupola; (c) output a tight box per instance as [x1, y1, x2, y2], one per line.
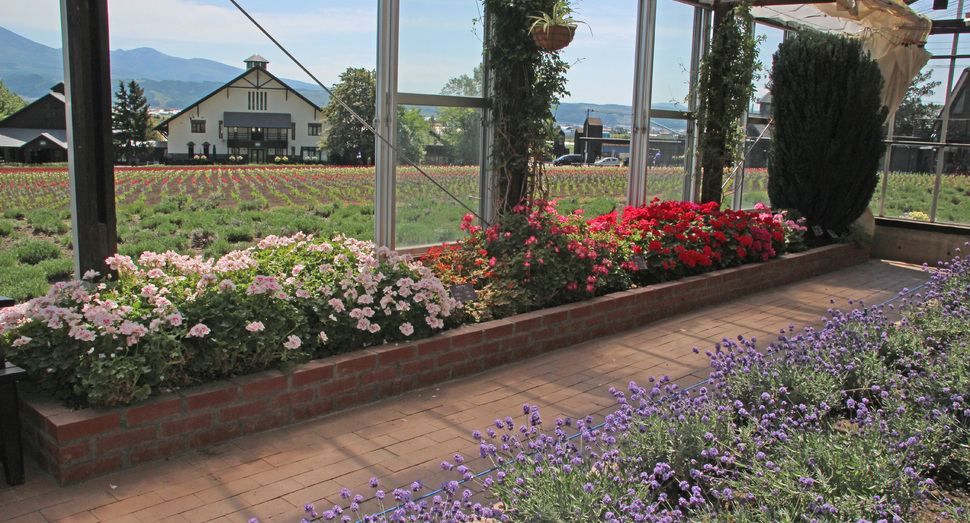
[244, 54, 269, 71]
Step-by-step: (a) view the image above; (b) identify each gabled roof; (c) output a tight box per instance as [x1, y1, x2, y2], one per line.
[245, 53, 269, 64]
[0, 91, 66, 130]
[154, 65, 321, 132]
[0, 128, 67, 148]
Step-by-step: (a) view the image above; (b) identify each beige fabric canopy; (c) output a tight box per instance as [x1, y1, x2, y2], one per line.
[751, 0, 933, 118]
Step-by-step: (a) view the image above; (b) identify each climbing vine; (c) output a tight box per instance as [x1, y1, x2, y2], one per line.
[695, 1, 763, 205]
[483, 0, 571, 215]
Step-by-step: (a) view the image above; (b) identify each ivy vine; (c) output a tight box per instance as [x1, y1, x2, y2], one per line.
[483, 0, 571, 215]
[695, 1, 763, 205]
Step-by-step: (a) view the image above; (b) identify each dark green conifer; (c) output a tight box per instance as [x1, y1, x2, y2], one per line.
[767, 32, 888, 234]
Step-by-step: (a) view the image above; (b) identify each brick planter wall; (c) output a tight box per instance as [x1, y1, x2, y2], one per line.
[18, 244, 868, 485]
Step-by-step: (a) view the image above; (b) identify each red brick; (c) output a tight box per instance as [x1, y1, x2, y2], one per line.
[415, 368, 451, 388]
[242, 412, 289, 434]
[335, 387, 377, 410]
[513, 344, 542, 360]
[437, 348, 469, 366]
[188, 425, 240, 449]
[126, 397, 182, 426]
[185, 386, 239, 411]
[449, 359, 484, 378]
[334, 352, 378, 375]
[50, 413, 121, 442]
[319, 376, 358, 397]
[360, 366, 398, 387]
[479, 320, 515, 341]
[542, 309, 570, 326]
[589, 296, 616, 313]
[509, 313, 543, 333]
[97, 426, 156, 453]
[42, 439, 91, 464]
[291, 360, 335, 387]
[470, 341, 502, 359]
[501, 333, 531, 352]
[53, 454, 124, 485]
[270, 389, 314, 409]
[581, 315, 606, 330]
[219, 400, 266, 423]
[160, 413, 213, 437]
[531, 327, 558, 342]
[129, 438, 186, 465]
[240, 375, 288, 398]
[379, 378, 414, 398]
[484, 352, 515, 369]
[612, 292, 638, 308]
[374, 344, 415, 366]
[416, 337, 451, 357]
[401, 356, 435, 376]
[449, 327, 483, 348]
[541, 338, 568, 353]
[293, 400, 335, 421]
[567, 303, 594, 320]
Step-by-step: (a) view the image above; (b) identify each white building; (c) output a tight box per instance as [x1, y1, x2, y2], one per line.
[155, 54, 326, 163]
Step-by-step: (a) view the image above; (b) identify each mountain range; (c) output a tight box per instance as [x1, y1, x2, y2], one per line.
[0, 25, 686, 130]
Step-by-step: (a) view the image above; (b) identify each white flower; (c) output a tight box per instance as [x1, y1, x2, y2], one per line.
[187, 323, 211, 337]
[246, 321, 265, 332]
[318, 331, 329, 343]
[11, 336, 31, 347]
[283, 335, 301, 350]
[399, 323, 414, 336]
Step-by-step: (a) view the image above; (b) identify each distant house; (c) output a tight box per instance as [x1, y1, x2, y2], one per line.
[155, 54, 326, 163]
[0, 83, 67, 164]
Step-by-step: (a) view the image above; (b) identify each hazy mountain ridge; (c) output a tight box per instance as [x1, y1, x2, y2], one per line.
[0, 25, 684, 131]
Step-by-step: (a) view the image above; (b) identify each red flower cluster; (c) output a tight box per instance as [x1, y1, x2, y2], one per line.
[588, 198, 787, 284]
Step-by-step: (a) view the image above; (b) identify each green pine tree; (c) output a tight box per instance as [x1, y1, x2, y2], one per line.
[111, 80, 153, 164]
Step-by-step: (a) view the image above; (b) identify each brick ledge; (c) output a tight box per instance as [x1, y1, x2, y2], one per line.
[18, 244, 868, 485]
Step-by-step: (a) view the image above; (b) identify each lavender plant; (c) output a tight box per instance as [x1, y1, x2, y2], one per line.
[290, 245, 969, 523]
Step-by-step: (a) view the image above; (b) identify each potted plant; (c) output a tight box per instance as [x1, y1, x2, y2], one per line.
[528, 0, 586, 52]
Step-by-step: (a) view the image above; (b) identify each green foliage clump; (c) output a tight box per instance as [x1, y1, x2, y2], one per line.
[15, 240, 62, 265]
[26, 209, 69, 235]
[767, 31, 888, 235]
[0, 219, 15, 236]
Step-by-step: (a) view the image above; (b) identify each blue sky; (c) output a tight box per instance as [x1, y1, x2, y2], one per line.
[0, 0, 784, 107]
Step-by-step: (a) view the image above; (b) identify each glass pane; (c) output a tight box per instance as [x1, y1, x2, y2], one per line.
[877, 143, 938, 221]
[395, 105, 481, 248]
[399, 0, 484, 96]
[934, 146, 970, 225]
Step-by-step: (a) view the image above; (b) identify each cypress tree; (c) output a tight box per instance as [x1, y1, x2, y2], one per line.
[767, 32, 887, 235]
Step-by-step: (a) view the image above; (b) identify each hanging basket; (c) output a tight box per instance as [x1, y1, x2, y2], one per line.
[530, 24, 576, 52]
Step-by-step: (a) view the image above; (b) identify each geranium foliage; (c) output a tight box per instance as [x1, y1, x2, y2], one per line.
[1, 233, 456, 407]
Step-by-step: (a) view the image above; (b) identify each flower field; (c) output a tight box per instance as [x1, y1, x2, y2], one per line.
[0, 164, 966, 303]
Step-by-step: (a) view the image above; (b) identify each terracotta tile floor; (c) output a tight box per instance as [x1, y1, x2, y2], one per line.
[0, 259, 932, 522]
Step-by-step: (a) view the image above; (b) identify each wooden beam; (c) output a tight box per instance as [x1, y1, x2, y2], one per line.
[930, 19, 970, 35]
[60, 0, 117, 280]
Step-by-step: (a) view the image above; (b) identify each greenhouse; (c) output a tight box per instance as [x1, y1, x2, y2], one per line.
[0, 0, 969, 521]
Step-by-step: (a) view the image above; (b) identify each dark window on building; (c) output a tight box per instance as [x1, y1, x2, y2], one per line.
[191, 120, 206, 133]
[219, 120, 223, 139]
[308, 123, 322, 136]
[187, 142, 195, 157]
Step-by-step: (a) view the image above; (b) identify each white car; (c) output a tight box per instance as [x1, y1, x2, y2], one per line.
[593, 157, 622, 167]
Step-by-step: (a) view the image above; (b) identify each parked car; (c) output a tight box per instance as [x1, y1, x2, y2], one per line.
[553, 154, 584, 166]
[593, 157, 622, 167]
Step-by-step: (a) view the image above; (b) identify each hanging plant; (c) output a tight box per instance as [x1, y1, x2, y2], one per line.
[527, 0, 587, 52]
[484, 0, 571, 214]
[527, 0, 586, 52]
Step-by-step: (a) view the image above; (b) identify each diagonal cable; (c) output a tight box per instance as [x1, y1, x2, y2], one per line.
[227, 0, 488, 225]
